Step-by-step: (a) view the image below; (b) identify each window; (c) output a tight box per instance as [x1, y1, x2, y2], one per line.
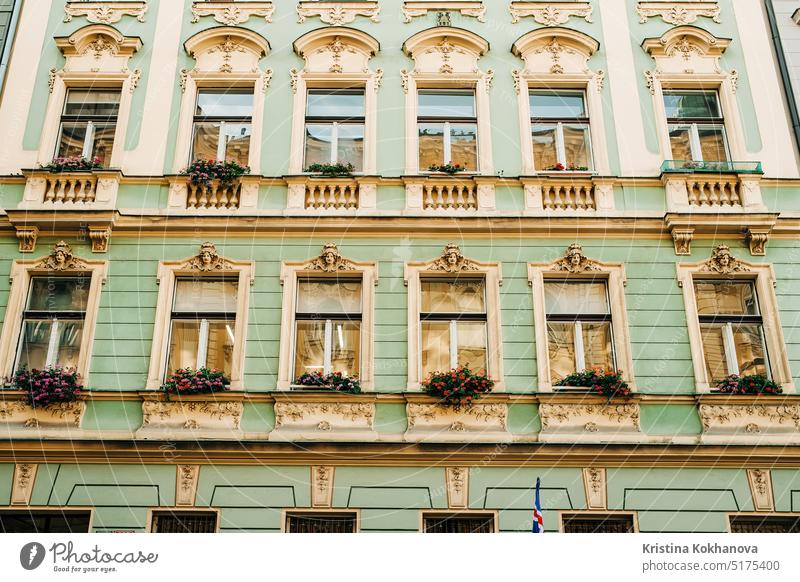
[418, 90, 478, 171]
[664, 90, 729, 163]
[423, 513, 495, 533]
[15, 275, 90, 371]
[729, 515, 800, 533]
[57, 89, 121, 165]
[293, 278, 362, 380]
[304, 90, 365, 172]
[191, 89, 253, 166]
[420, 278, 487, 377]
[561, 513, 635, 533]
[166, 278, 238, 379]
[694, 280, 768, 383]
[150, 511, 218, 533]
[0, 510, 91, 533]
[545, 280, 614, 383]
[285, 512, 357, 533]
[530, 91, 592, 171]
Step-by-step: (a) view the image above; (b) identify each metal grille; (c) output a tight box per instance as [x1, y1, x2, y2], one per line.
[730, 516, 800, 533]
[151, 512, 217, 533]
[0, 510, 91, 533]
[562, 514, 635, 533]
[286, 513, 356, 533]
[423, 514, 495, 533]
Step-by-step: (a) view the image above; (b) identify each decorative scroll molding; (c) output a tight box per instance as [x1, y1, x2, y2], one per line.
[88, 226, 111, 253]
[746, 469, 774, 512]
[539, 403, 641, 442]
[64, 1, 148, 24]
[636, 2, 721, 25]
[293, 28, 379, 75]
[298, 1, 379, 25]
[699, 404, 800, 444]
[312, 466, 335, 508]
[0, 400, 86, 430]
[15, 226, 38, 253]
[511, 28, 600, 77]
[191, 1, 274, 25]
[426, 244, 481, 273]
[34, 241, 91, 271]
[403, 28, 489, 75]
[11, 464, 38, 505]
[176, 465, 200, 506]
[404, 403, 510, 443]
[185, 27, 269, 75]
[582, 467, 607, 510]
[302, 243, 358, 272]
[178, 242, 235, 272]
[698, 244, 750, 275]
[642, 26, 730, 76]
[671, 228, 694, 256]
[548, 243, 603, 273]
[446, 467, 469, 509]
[54, 24, 142, 74]
[746, 229, 769, 257]
[509, 2, 593, 25]
[138, 400, 243, 434]
[402, 1, 486, 23]
[270, 401, 377, 442]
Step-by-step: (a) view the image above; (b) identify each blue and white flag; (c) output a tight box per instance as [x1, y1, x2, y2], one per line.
[532, 477, 544, 533]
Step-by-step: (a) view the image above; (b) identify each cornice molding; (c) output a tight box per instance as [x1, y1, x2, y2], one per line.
[509, 2, 593, 26]
[191, 1, 274, 25]
[636, 1, 721, 25]
[64, 1, 148, 24]
[297, 1, 380, 25]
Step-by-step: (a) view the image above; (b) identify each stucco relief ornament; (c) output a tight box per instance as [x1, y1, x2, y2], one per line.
[534, 37, 575, 74]
[303, 243, 357, 272]
[321, 36, 356, 74]
[182, 242, 234, 272]
[510, 3, 593, 26]
[35, 241, 88, 271]
[699, 244, 750, 275]
[83, 36, 118, 60]
[427, 244, 480, 273]
[208, 36, 245, 73]
[551, 243, 602, 273]
[636, 2, 721, 25]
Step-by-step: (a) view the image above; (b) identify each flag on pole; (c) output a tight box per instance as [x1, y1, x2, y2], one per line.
[532, 477, 544, 533]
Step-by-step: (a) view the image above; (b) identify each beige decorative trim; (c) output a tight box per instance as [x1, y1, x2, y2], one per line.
[405, 403, 511, 443]
[0, 400, 87, 432]
[582, 467, 607, 510]
[191, 1, 274, 25]
[677, 246, 794, 393]
[528, 245, 635, 393]
[0, 243, 107, 382]
[746, 469, 774, 511]
[311, 466, 335, 508]
[405, 245, 504, 391]
[671, 228, 694, 256]
[167, 175, 260, 213]
[662, 172, 766, 213]
[64, 1, 148, 24]
[175, 465, 200, 506]
[285, 176, 378, 213]
[270, 400, 377, 441]
[10, 463, 37, 505]
[137, 400, 243, 438]
[402, 1, 486, 23]
[19, 170, 122, 211]
[521, 177, 615, 214]
[636, 2, 721, 25]
[88, 226, 111, 253]
[445, 467, 469, 509]
[297, 1, 379, 25]
[539, 403, 642, 442]
[145, 243, 255, 390]
[15, 226, 38, 253]
[403, 176, 496, 213]
[509, 2, 593, 25]
[699, 404, 800, 444]
[746, 228, 769, 256]
[277, 245, 377, 390]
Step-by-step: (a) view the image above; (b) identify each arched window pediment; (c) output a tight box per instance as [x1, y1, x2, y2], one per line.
[403, 27, 489, 75]
[293, 27, 379, 74]
[184, 27, 270, 74]
[642, 25, 731, 75]
[511, 27, 599, 76]
[54, 24, 141, 73]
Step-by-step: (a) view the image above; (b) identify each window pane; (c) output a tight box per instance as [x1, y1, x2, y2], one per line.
[286, 513, 356, 533]
[733, 324, 767, 377]
[457, 321, 487, 372]
[206, 320, 234, 376]
[668, 126, 693, 160]
[57, 123, 88, 159]
[305, 124, 333, 166]
[419, 123, 445, 168]
[54, 321, 83, 369]
[307, 91, 365, 118]
[421, 321, 451, 377]
[424, 515, 494, 533]
[418, 91, 475, 118]
[331, 320, 360, 377]
[694, 281, 758, 316]
[336, 124, 364, 171]
[168, 320, 200, 373]
[532, 125, 558, 170]
[196, 91, 253, 117]
[530, 92, 586, 118]
[294, 320, 325, 378]
[222, 123, 251, 166]
[562, 515, 634, 533]
[90, 123, 116, 164]
[17, 320, 52, 370]
[700, 323, 729, 382]
[544, 281, 609, 315]
[297, 280, 362, 314]
[64, 90, 120, 117]
[192, 122, 221, 161]
[28, 277, 90, 312]
[547, 321, 575, 382]
[450, 123, 478, 170]
[421, 280, 485, 313]
[152, 512, 218, 533]
[697, 125, 728, 162]
[174, 280, 238, 313]
[563, 124, 591, 169]
[583, 321, 614, 371]
[663, 91, 720, 119]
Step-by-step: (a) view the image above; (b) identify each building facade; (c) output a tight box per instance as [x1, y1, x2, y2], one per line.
[0, 0, 799, 533]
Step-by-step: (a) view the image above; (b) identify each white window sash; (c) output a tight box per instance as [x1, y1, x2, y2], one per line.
[443, 121, 452, 164]
[323, 319, 333, 375]
[196, 318, 210, 369]
[573, 320, 586, 372]
[82, 120, 95, 159]
[45, 318, 61, 367]
[689, 123, 703, 162]
[721, 321, 739, 376]
[216, 121, 227, 162]
[448, 319, 458, 369]
[555, 122, 567, 166]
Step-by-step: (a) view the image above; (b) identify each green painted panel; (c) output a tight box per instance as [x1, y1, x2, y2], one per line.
[197, 466, 309, 507]
[640, 404, 701, 435]
[91, 506, 148, 531]
[68, 485, 160, 507]
[360, 509, 420, 532]
[507, 403, 539, 433]
[0, 463, 13, 505]
[209, 486, 296, 508]
[374, 403, 407, 434]
[219, 507, 281, 531]
[335, 467, 444, 508]
[472, 468, 584, 514]
[44, 465, 175, 506]
[638, 511, 730, 533]
[241, 402, 274, 432]
[346, 487, 436, 509]
[771, 469, 800, 512]
[81, 401, 143, 431]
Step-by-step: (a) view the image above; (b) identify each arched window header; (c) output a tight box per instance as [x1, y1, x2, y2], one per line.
[184, 27, 270, 74]
[403, 27, 489, 75]
[54, 24, 142, 73]
[293, 27, 380, 74]
[642, 25, 731, 75]
[511, 27, 599, 75]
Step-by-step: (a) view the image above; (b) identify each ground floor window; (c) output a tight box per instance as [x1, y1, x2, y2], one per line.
[285, 511, 357, 533]
[422, 512, 495, 533]
[729, 515, 800, 533]
[0, 510, 91, 533]
[150, 510, 218, 533]
[561, 513, 636, 533]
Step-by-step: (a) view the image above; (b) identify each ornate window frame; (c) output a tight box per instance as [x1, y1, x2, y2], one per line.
[401, 27, 493, 175]
[172, 27, 271, 174]
[0, 242, 108, 383]
[676, 245, 794, 393]
[145, 243, 255, 391]
[277, 244, 378, 391]
[39, 25, 142, 169]
[511, 28, 608, 175]
[288, 28, 381, 175]
[405, 244, 504, 391]
[528, 244, 635, 393]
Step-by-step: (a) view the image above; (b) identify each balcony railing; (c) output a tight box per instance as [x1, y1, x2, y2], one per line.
[661, 160, 763, 174]
[661, 161, 766, 213]
[19, 169, 121, 210]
